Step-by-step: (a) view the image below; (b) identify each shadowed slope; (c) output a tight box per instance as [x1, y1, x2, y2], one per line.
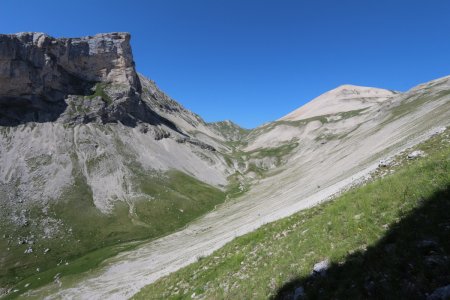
[274, 186, 450, 299]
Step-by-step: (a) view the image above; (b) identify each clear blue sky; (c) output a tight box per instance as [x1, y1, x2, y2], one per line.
[1, 1, 450, 128]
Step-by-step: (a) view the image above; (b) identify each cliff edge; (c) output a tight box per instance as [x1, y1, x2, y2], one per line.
[0, 32, 154, 125]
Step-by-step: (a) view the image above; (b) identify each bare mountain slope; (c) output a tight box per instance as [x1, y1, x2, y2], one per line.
[280, 84, 397, 122]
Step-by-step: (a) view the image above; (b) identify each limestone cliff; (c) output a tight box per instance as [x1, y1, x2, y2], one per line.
[0, 32, 159, 126]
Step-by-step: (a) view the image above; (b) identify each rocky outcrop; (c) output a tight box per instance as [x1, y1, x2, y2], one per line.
[0, 32, 145, 125]
[175, 136, 217, 151]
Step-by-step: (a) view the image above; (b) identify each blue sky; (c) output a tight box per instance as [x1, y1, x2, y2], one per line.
[1, 0, 450, 128]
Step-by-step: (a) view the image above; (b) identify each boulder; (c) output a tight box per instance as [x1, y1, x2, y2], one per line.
[378, 159, 390, 167]
[427, 284, 450, 300]
[312, 259, 329, 275]
[407, 150, 425, 159]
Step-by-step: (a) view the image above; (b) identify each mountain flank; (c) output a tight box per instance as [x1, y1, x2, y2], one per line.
[136, 127, 450, 300]
[279, 85, 397, 122]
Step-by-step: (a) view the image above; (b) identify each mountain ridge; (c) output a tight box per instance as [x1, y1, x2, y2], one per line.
[279, 84, 397, 122]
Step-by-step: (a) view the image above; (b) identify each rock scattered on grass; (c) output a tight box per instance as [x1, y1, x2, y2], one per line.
[312, 259, 329, 276]
[407, 150, 425, 159]
[431, 126, 446, 137]
[378, 159, 391, 167]
[54, 273, 62, 287]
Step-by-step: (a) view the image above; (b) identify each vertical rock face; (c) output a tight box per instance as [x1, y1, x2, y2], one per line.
[0, 32, 142, 125]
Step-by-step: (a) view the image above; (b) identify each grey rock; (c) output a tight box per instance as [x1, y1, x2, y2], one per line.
[425, 254, 448, 267]
[431, 126, 446, 136]
[11, 209, 29, 227]
[0, 288, 8, 296]
[175, 137, 216, 151]
[407, 150, 425, 159]
[293, 286, 305, 299]
[312, 259, 329, 275]
[186, 138, 216, 151]
[378, 159, 390, 167]
[427, 284, 450, 300]
[417, 239, 438, 249]
[139, 124, 171, 140]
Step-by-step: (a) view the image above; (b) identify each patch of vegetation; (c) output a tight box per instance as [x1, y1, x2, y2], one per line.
[223, 140, 248, 151]
[388, 94, 432, 122]
[0, 168, 226, 298]
[132, 170, 226, 236]
[437, 89, 450, 98]
[208, 121, 250, 142]
[224, 172, 250, 200]
[244, 108, 367, 145]
[68, 98, 91, 115]
[134, 129, 450, 299]
[245, 162, 266, 177]
[246, 142, 299, 160]
[86, 83, 112, 104]
[24, 155, 52, 172]
[338, 108, 368, 119]
[2, 240, 141, 300]
[315, 133, 340, 142]
[384, 90, 450, 126]
[223, 141, 299, 181]
[0, 173, 146, 298]
[222, 154, 234, 168]
[274, 108, 367, 129]
[277, 115, 329, 127]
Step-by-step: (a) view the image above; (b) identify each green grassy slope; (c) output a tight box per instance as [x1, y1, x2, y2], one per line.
[0, 170, 225, 299]
[134, 128, 450, 299]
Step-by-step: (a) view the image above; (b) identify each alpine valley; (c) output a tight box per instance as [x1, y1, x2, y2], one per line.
[0, 33, 449, 299]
